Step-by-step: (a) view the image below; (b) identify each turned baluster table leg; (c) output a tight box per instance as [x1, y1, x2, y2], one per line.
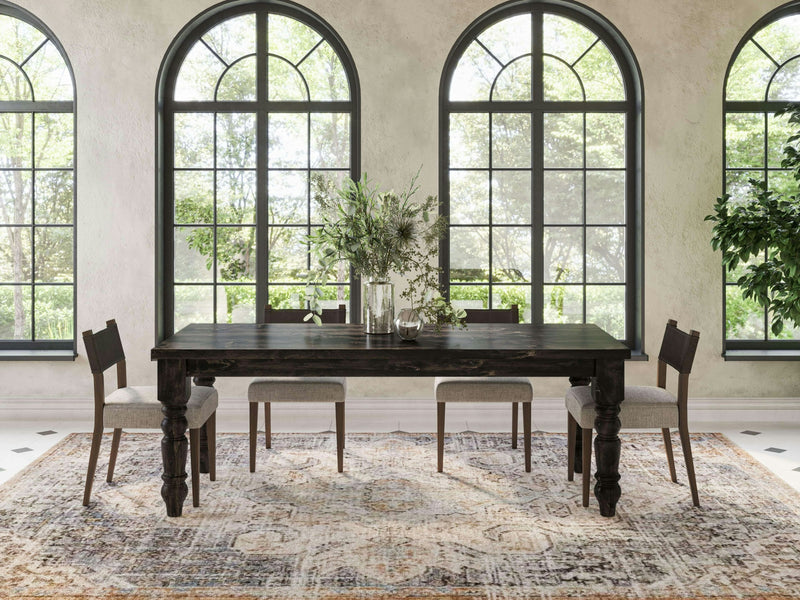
[192, 376, 216, 473]
[569, 376, 591, 474]
[158, 359, 190, 517]
[593, 359, 624, 517]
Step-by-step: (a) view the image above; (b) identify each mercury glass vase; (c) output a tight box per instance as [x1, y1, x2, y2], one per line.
[363, 280, 394, 334]
[394, 308, 425, 341]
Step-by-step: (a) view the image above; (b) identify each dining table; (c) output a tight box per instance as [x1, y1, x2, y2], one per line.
[151, 322, 630, 517]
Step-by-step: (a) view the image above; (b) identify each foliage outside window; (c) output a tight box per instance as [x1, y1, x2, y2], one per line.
[161, 3, 357, 334]
[723, 5, 800, 347]
[440, 1, 640, 345]
[0, 6, 75, 350]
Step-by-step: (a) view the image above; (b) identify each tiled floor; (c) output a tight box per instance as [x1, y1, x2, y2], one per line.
[1, 417, 799, 493]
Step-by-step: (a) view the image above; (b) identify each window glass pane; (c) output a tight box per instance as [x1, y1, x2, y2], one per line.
[34, 170, 72, 224]
[492, 57, 531, 101]
[449, 41, 501, 101]
[492, 171, 531, 224]
[0, 285, 31, 339]
[311, 113, 350, 168]
[543, 284, 583, 323]
[216, 55, 256, 101]
[544, 170, 582, 225]
[768, 113, 793, 168]
[726, 285, 765, 340]
[492, 227, 530, 282]
[725, 170, 762, 202]
[268, 113, 308, 168]
[586, 285, 624, 338]
[268, 226, 307, 282]
[34, 226, 72, 282]
[0, 113, 32, 168]
[725, 113, 764, 168]
[24, 40, 72, 101]
[267, 284, 305, 309]
[0, 170, 32, 224]
[450, 113, 489, 168]
[217, 226, 256, 282]
[725, 253, 761, 284]
[310, 169, 348, 223]
[217, 113, 256, 168]
[543, 56, 583, 101]
[174, 170, 213, 225]
[175, 42, 225, 101]
[0, 15, 44, 63]
[450, 227, 489, 282]
[34, 285, 72, 339]
[217, 285, 255, 323]
[586, 113, 624, 168]
[726, 41, 776, 101]
[586, 226, 624, 283]
[544, 226, 582, 283]
[269, 170, 308, 225]
[0, 227, 31, 282]
[767, 57, 800, 101]
[544, 113, 582, 168]
[543, 14, 597, 65]
[450, 170, 489, 224]
[217, 170, 256, 224]
[174, 285, 214, 331]
[574, 41, 624, 101]
[204, 14, 256, 64]
[767, 170, 795, 197]
[586, 171, 625, 224]
[449, 284, 488, 309]
[752, 14, 800, 65]
[35, 113, 73, 168]
[768, 313, 800, 340]
[0, 59, 32, 100]
[174, 113, 214, 168]
[174, 226, 213, 283]
[298, 41, 349, 101]
[478, 14, 531, 64]
[268, 56, 308, 101]
[492, 113, 531, 168]
[268, 14, 321, 64]
[492, 285, 531, 323]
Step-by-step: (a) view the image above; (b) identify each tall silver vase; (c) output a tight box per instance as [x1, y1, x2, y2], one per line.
[363, 280, 394, 334]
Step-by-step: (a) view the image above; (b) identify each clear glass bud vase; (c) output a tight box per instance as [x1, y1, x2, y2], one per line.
[363, 280, 394, 334]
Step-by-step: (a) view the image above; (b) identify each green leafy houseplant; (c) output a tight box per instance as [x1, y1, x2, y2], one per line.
[706, 104, 800, 336]
[305, 172, 466, 329]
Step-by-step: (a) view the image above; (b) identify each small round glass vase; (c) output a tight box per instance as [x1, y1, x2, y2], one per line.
[394, 308, 425, 341]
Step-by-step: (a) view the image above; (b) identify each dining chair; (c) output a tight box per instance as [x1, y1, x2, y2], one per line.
[434, 304, 534, 472]
[82, 319, 217, 507]
[247, 304, 347, 473]
[566, 319, 701, 507]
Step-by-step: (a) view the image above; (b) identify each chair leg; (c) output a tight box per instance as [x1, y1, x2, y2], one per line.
[522, 402, 531, 473]
[582, 427, 592, 507]
[106, 428, 122, 483]
[511, 402, 519, 449]
[207, 411, 216, 482]
[679, 423, 700, 507]
[249, 403, 258, 473]
[335, 402, 344, 473]
[83, 426, 104, 506]
[662, 427, 677, 483]
[264, 402, 271, 449]
[567, 413, 576, 481]
[437, 402, 445, 473]
[189, 428, 200, 508]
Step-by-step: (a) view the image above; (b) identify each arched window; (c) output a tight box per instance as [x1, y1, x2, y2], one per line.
[157, 0, 359, 337]
[0, 3, 75, 354]
[723, 2, 800, 351]
[440, 0, 642, 347]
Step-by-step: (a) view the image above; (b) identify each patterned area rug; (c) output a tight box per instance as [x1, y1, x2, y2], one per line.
[0, 432, 799, 599]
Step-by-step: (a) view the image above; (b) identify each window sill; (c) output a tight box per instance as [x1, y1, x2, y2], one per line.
[723, 349, 800, 361]
[628, 350, 648, 362]
[0, 350, 77, 361]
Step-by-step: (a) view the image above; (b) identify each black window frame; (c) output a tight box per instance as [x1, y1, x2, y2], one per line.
[156, 0, 360, 341]
[439, 0, 643, 350]
[0, 1, 76, 357]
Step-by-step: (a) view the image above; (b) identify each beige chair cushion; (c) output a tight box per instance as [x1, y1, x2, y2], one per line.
[434, 377, 533, 403]
[565, 385, 679, 430]
[247, 377, 346, 403]
[103, 385, 218, 430]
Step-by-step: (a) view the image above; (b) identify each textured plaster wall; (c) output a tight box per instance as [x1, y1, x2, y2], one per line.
[1, 0, 798, 403]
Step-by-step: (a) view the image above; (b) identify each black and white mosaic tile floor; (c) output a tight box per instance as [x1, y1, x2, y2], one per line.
[1, 418, 799, 492]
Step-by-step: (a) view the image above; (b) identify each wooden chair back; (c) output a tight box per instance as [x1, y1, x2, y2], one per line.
[82, 319, 127, 421]
[264, 304, 347, 324]
[656, 319, 700, 411]
[463, 304, 520, 324]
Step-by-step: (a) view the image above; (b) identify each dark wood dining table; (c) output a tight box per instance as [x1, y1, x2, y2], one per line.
[151, 322, 630, 517]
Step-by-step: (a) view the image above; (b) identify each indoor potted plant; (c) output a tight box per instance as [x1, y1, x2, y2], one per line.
[306, 171, 465, 334]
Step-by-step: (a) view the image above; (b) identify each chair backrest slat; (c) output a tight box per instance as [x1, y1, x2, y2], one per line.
[264, 304, 347, 324]
[463, 304, 519, 324]
[82, 319, 125, 374]
[657, 319, 700, 375]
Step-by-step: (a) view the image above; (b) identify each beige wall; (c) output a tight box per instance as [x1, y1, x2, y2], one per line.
[2, 0, 798, 403]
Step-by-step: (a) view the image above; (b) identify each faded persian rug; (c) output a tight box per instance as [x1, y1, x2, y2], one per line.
[0, 432, 799, 599]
